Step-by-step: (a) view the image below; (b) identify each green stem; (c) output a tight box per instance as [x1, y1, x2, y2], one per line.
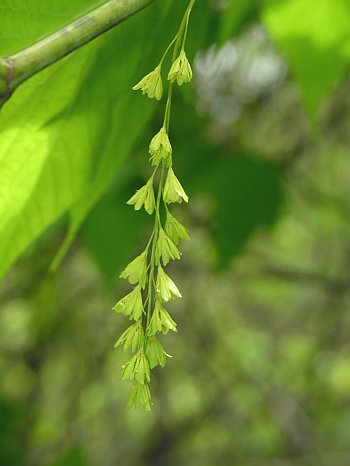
[159, 35, 178, 67]
[163, 0, 194, 132]
[0, 0, 156, 108]
[181, 0, 195, 50]
[145, 166, 165, 335]
[143, 0, 197, 342]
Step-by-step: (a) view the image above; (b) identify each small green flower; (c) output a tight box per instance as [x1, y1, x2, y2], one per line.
[127, 176, 155, 215]
[133, 65, 163, 100]
[156, 227, 181, 266]
[121, 350, 150, 385]
[114, 321, 144, 353]
[146, 336, 168, 369]
[113, 285, 144, 321]
[128, 383, 152, 411]
[163, 168, 189, 204]
[156, 265, 182, 302]
[120, 250, 148, 288]
[148, 300, 177, 335]
[165, 212, 190, 245]
[149, 127, 172, 167]
[168, 50, 193, 86]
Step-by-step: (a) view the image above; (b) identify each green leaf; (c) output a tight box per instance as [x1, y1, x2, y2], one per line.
[218, 0, 257, 44]
[51, 0, 207, 268]
[48, 447, 86, 466]
[0, 47, 93, 277]
[0, 1, 207, 278]
[262, 0, 350, 114]
[0, 397, 27, 466]
[203, 153, 283, 266]
[0, 1, 102, 56]
[173, 112, 283, 266]
[81, 169, 149, 283]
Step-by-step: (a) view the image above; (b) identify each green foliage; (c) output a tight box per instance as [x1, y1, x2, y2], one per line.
[262, 0, 350, 114]
[0, 398, 26, 466]
[203, 153, 282, 265]
[218, 0, 258, 44]
[1, 0, 350, 460]
[0, 0, 349, 277]
[0, 0, 206, 279]
[81, 170, 148, 282]
[0, 1, 102, 56]
[174, 122, 283, 266]
[48, 448, 86, 466]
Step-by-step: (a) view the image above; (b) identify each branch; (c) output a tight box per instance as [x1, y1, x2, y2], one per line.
[0, 0, 156, 108]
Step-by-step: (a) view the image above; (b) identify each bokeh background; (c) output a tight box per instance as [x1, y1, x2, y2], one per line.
[1, 0, 350, 465]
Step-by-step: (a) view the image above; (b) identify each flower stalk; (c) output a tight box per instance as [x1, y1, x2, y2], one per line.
[113, 0, 196, 411]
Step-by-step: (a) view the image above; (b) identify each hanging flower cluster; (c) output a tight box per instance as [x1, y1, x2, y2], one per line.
[113, 1, 196, 410]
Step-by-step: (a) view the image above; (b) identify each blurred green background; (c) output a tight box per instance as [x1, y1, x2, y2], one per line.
[1, 0, 350, 465]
